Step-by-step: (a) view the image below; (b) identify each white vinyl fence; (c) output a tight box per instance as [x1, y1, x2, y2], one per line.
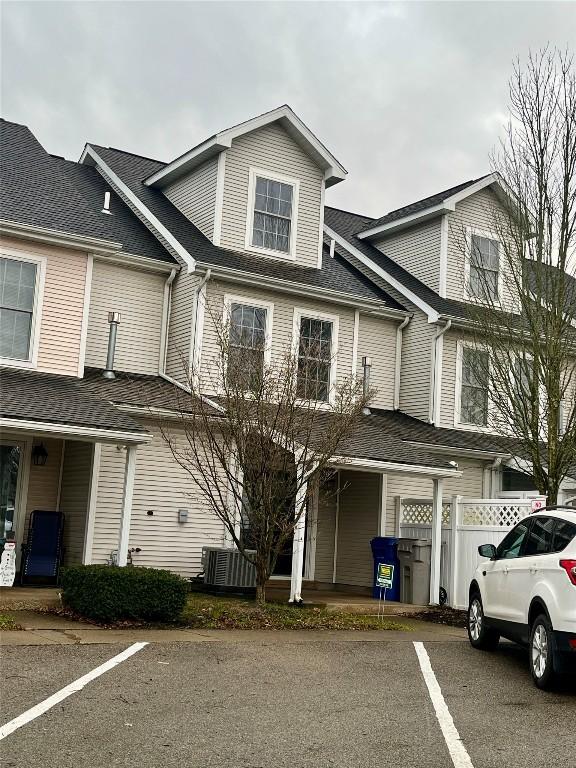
[395, 496, 538, 609]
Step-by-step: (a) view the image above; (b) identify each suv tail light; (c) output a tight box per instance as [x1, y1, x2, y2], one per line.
[559, 560, 576, 585]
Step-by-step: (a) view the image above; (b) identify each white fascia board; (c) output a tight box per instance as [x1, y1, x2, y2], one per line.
[198, 262, 409, 320]
[0, 417, 152, 445]
[93, 251, 179, 274]
[324, 225, 440, 322]
[144, 105, 347, 189]
[444, 173, 499, 205]
[357, 203, 450, 240]
[0, 219, 122, 253]
[80, 145, 196, 273]
[331, 455, 462, 478]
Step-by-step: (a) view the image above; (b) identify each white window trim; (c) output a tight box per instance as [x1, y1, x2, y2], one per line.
[221, 294, 274, 392]
[292, 307, 339, 407]
[0, 247, 47, 369]
[463, 226, 503, 307]
[454, 340, 494, 432]
[244, 167, 300, 261]
[509, 351, 547, 440]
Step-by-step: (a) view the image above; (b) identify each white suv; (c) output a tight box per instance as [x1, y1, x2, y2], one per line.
[467, 506, 576, 689]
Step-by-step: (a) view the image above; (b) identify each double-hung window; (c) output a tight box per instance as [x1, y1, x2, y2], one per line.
[460, 346, 490, 426]
[296, 316, 334, 403]
[227, 301, 268, 391]
[469, 233, 500, 301]
[0, 255, 41, 363]
[249, 172, 296, 255]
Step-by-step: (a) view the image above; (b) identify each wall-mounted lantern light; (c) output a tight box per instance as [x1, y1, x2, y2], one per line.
[32, 443, 48, 466]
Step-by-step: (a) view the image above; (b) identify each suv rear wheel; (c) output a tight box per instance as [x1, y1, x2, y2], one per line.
[530, 614, 557, 690]
[467, 592, 500, 650]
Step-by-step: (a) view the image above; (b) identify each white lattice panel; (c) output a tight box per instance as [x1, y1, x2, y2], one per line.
[400, 499, 451, 526]
[460, 502, 529, 527]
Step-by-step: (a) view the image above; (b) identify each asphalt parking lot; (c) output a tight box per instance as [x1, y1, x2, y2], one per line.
[0, 635, 574, 768]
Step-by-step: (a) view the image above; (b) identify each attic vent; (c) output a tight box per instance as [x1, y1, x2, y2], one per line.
[102, 190, 112, 215]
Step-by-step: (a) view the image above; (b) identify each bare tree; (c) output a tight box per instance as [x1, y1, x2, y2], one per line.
[459, 48, 576, 503]
[156, 290, 371, 603]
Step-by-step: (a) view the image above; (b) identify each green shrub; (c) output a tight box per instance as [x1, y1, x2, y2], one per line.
[61, 565, 188, 623]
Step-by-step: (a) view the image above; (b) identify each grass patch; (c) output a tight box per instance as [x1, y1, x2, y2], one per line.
[182, 593, 411, 631]
[0, 613, 23, 631]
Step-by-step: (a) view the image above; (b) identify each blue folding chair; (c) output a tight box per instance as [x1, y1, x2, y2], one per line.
[21, 510, 65, 585]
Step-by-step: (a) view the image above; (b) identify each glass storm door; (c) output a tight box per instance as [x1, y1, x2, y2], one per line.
[0, 443, 21, 544]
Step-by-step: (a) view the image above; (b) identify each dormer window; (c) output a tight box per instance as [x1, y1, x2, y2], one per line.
[246, 168, 299, 259]
[468, 232, 500, 301]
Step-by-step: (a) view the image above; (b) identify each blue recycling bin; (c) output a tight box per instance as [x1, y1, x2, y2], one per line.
[370, 536, 400, 601]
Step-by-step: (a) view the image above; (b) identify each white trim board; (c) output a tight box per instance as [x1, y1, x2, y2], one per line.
[77, 254, 93, 377]
[0, 417, 152, 445]
[324, 224, 440, 322]
[144, 105, 347, 189]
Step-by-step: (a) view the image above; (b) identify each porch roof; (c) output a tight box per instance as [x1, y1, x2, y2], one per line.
[0, 367, 150, 442]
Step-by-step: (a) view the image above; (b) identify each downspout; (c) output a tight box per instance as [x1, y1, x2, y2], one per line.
[429, 319, 452, 425]
[158, 268, 177, 375]
[487, 457, 503, 498]
[189, 269, 212, 383]
[393, 315, 411, 410]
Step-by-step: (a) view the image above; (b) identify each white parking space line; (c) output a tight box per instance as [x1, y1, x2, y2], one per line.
[0, 641, 148, 741]
[413, 641, 474, 768]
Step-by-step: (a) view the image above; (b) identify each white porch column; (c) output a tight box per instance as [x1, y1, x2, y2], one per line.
[289, 478, 308, 603]
[117, 444, 138, 567]
[429, 477, 443, 605]
[378, 473, 388, 537]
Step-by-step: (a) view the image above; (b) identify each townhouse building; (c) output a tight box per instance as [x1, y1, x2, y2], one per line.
[1, 106, 574, 602]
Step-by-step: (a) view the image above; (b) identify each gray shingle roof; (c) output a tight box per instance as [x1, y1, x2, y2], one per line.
[325, 205, 471, 318]
[88, 145, 404, 307]
[0, 367, 148, 435]
[0, 119, 174, 264]
[364, 175, 492, 230]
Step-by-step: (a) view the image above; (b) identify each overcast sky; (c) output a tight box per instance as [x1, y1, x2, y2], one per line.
[1, 1, 575, 216]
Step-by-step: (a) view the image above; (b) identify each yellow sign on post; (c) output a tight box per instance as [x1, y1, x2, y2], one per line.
[376, 562, 394, 590]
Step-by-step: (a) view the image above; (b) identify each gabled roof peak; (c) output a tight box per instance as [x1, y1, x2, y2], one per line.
[144, 104, 347, 190]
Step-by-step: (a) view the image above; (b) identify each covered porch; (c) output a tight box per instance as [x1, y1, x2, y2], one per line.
[0, 368, 152, 584]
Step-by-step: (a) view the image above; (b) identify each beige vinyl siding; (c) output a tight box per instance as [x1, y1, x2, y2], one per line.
[24, 438, 63, 536]
[85, 260, 165, 375]
[446, 188, 516, 310]
[440, 331, 459, 429]
[373, 219, 442, 294]
[165, 271, 198, 381]
[163, 158, 218, 240]
[91, 423, 226, 576]
[400, 312, 434, 421]
[313, 474, 337, 582]
[220, 123, 324, 269]
[59, 441, 92, 565]
[1, 236, 88, 376]
[356, 314, 396, 409]
[201, 279, 355, 393]
[334, 470, 380, 588]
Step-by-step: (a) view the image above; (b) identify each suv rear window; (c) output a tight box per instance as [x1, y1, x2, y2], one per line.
[552, 519, 576, 552]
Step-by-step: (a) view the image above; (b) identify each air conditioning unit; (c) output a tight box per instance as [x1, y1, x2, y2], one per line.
[202, 547, 257, 589]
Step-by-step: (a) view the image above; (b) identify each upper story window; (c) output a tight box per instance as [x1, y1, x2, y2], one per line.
[468, 232, 500, 301]
[295, 313, 337, 403]
[246, 169, 299, 259]
[0, 254, 44, 365]
[459, 345, 489, 426]
[225, 297, 272, 391]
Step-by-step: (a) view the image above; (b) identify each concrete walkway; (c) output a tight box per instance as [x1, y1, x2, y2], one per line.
[0, 610, 467, 647]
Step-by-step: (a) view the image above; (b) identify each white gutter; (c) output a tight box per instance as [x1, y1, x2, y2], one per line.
[80, 145, 197, 272]
[393, 315, 411, 410]
[0, 219, 122, 253]
[0, 417, 152, 445]
[330, 455, 462, 478]
[159, 268, 177, 375]
[429, 320, 452, 425]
